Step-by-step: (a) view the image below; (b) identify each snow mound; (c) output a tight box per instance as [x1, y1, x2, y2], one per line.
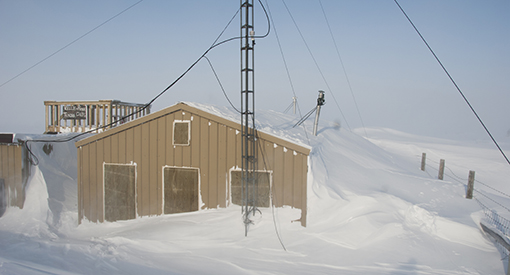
[0, 108, 508, 274]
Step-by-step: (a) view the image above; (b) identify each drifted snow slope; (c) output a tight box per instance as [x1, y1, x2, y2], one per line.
[0, 107, 507, 274]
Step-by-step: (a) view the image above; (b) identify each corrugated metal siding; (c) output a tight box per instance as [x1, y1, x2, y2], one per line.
[0, 144, 24, 208]
[77, 104, 308, 225]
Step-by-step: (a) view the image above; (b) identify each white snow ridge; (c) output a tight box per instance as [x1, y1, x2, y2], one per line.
[1, 109, 508, 274]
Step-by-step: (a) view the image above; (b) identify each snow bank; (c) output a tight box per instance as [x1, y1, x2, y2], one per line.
[0, 108, 507, 274]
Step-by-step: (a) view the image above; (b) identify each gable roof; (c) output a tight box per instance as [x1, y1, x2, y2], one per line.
[75, 102, 311, 155]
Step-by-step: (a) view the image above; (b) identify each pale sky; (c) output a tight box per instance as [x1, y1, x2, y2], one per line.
[0, 0, 508, 141]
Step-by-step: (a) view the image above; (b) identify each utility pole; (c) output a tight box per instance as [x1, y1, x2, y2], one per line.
[240, 0, 257, 236]
[313, 90, 325, 136]
[293, 96, 297, 114]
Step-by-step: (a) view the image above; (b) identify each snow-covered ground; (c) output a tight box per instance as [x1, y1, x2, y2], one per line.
[1, 108, 509, 274]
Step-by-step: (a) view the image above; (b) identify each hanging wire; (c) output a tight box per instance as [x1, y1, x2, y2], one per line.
[394, 0, 510, 167]
[22, 0, 271, 148]
[293, 107, 317, 128]
[255, 128, 287, 251]
[283, 101, 294, 114]
[264, 0, 311, 144]
[318, 0, 367, 138]
[281, 0, 351, 131]
[203, 56, 241, 113]
[0, 0, 145, 90]
[264, 0, 301, 117]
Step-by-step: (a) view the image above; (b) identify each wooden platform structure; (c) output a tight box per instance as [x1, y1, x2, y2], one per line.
[44, 100, 150, 134]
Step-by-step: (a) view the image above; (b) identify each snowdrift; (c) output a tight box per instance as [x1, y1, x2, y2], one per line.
[0, 107, 508, 274]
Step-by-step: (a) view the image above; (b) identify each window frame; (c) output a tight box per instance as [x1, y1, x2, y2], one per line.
[173, 120, 191, 146]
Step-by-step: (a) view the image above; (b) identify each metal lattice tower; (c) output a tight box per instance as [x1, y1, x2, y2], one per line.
[240, 0, 258, 236]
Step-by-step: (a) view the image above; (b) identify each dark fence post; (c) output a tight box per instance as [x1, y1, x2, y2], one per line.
[438, 159, 445, 180]
[466, 170, 475, 199]
[421, 153, 426, 171]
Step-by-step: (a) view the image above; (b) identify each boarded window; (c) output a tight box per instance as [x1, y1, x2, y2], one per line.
[104, 164, 136, 222]
[173, 121, 190, 146]
[164, 167, 199, 214]
[231, 170, 271, 207]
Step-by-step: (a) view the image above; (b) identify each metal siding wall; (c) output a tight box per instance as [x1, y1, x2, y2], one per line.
[165, 114, 175, 167]
[157, 117, 166, 216]
[96, 140, 104, 222]
[13, 146, 23, 208]
[259, 139, 276, 204]
[301, 154, 308, 226]
[199, 117, 209, 209]
[77, 147, 83, 222]
[208, 121, 218, 208]
[133, 125, 143, 217]
[0, 146, 9, 204]
[125, 128, 135, 219]
[217, 124, 227, 207]
[141, 123, 150, 216]
[76, 106, 308, 225]
[293, 152, 303, 210]
[181, 112, 192, 167]
[0, 145, 23, 208]
[7, 147, 15, 206]
[273, 145, 284, 207]
[126, 128, 135, 162]
[283, 148, 294, 206]
[118, 131, 126, 163]
[149, 120, 158, 215]
[88, 142, 97, 222]
[225, 128, 237, 205]
[191, 115, 200, 169]
[82, 144, 90, 220]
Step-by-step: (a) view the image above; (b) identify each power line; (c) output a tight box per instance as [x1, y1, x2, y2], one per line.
[255, 129, 287, 251]
[21, 3, 256, 147]
[318, 0, 367, 138]
[0, 0, 145, 90]
[203, 56, 241, 114]
[394, 0, 510, 167]
[264, 0, 301, 117]
[281, 0, 351, 131]
[264, 0, 310, 144]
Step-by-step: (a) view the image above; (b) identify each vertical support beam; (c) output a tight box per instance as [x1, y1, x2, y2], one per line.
[240, 0, 257, 236]
[56, 104, 61, 133]
[108, 102, 113, 129]
[438, 159, 445, 180]
[45, 104, 49, 133]
[293, 96, 296, 114]
[313, 91, 325, 136]
[466, 170, 475, 199]
[420, 153, 426, 171]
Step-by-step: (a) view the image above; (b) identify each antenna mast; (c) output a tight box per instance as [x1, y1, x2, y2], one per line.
[240, 0, 258, 236]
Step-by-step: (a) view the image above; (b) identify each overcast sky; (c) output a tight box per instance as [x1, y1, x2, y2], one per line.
[0, 0, 508, 141]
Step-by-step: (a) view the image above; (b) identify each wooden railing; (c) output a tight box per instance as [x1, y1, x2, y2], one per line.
[44, 100, 150, 134]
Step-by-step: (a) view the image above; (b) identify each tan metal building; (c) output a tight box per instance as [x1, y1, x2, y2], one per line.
[75, 103, 310, 226]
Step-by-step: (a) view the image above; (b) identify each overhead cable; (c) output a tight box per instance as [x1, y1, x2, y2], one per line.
[0, 0, 145, 89]
[23, 0, 270, 147]
[319, 0, 367, 138]
[394, 0, 510, 166]
[204, 56, 241, 113]
[281, 0, 351, 131]
[264, 0, 302, 117]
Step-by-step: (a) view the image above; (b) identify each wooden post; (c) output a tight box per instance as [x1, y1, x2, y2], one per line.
[438, 159, 445, 180]
[421, 153, 426, 171]
[466, 170, 475, 199]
